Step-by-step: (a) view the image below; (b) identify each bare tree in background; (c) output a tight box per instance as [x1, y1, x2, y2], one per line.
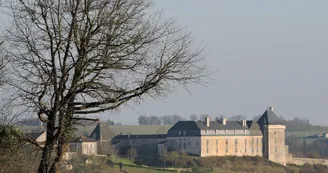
[4, 0, 209, 172]
[189, 114, 198, 121]
[228, 114, 247, 121]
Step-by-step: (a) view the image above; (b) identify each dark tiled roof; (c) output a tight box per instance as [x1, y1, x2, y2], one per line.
[196, 120, 248, 130]
[70, 136, 96, 143]
[112, 134, 167, 140]
[88, 123, 171, 141]
[168, 120, 262, 136]
[169, 120, 249, 131]
[257, 109, 284, 126]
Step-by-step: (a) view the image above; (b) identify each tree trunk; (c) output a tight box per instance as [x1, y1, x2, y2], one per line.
[38, 117, 57, 173]
[38, 137, 55, 173]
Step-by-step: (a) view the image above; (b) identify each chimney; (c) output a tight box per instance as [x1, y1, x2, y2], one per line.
[222, 118, 227, 125]
[268, 106, 274, 111]
[205, 116, 210, 127]
[242, 120, 246, 127]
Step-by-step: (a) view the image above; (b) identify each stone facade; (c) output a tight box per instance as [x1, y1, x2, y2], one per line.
[166, 107, 288, 165]
[263, 125, 286, 165]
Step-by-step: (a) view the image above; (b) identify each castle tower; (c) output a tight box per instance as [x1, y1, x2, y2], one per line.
[257, 107, 286, 165]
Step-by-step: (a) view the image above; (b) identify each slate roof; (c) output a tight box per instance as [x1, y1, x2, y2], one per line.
[112, 134, 167, 140]
[70, 136, 96, 143]
[169, 120, 250, 131]
[168, 119, 262, 136]
[108, 125, 172, 135]
[88, 123, 172, 141]
[257, 109, 284, 126]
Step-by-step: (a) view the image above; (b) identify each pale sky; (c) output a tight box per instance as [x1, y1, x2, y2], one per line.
[108, 0, 328, 125]
[2, 1, 328, 125]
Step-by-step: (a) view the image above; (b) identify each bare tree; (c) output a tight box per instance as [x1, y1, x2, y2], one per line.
[189, 114, 198, 121]
[228, 114, 246, 121]
[252, 115, 261, 121]
[162, 115, 173, 125]
[138, 115, 150, 125]
[149, 115, 161, 125]
[199, 114, 208, 121]
[4, 0, 209, 172]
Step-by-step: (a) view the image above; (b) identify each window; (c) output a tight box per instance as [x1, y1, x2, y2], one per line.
[189, 142, 191, 146]
[245, 147, 247, 153]
[179, 131, 181, 136]
[206, 139, 209, 153]
[235, 148, 238, 153]
[252, 138, 254, 145]
[225, 147, 228, 153]
[245, 139, 247, 145]
[225, 139, 228, 145]
[274, 131, 276, 135]
[205, 130, 208, 134]
[252, 147, 254, 153]
[216, 139, 219, 154]
[235, 139, 238, 146]
[256, 138, 259, 144]
[275, 147, 277, 153]
[274, 138, 276, 143]
[183, 131, 186, 136]
[196, 142, 199, 146]
[256, 146, 258, 153]
[183, 143, 186, 149]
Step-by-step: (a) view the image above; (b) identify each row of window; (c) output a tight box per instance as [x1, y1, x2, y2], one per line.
[205, 138, 261, 154]
[222, 146, 260, 154]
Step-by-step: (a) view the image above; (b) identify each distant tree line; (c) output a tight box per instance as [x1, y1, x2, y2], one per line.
[138, 115, 186, 125]
[137, 114, 317, 131]
[137, 114, 250, 125]
[286, 136, 328, 159]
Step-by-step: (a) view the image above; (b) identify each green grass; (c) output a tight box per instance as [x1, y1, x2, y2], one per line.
[107, 157, 177, 173]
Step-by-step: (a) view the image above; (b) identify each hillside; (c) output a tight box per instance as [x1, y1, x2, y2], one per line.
[62, 156, 328, 173]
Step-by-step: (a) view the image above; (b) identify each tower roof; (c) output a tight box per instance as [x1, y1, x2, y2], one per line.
[257, 108, 284, 126]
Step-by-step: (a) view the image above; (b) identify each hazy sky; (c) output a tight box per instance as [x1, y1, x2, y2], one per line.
[106, 0, 328, 125]
[2, 1, 328, 125]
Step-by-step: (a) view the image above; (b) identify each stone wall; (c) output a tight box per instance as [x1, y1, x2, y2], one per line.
[288, 157, 328, 166]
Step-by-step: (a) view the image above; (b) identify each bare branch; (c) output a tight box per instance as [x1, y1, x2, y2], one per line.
[4, 0, 211, 172]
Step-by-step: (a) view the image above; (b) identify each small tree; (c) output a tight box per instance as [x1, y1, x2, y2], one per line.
[0, 126, 22, 169]
[166, 151, 180, 167]
[126, 148, 138, 161]
[100, 141, 118, 157]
